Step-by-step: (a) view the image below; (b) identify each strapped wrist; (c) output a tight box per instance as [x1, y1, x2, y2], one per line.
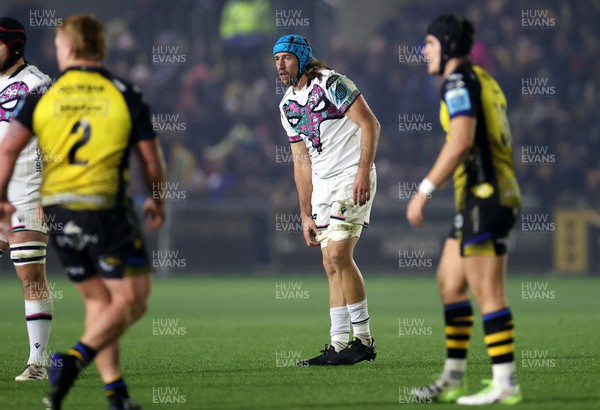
[418, 177, 436, 196]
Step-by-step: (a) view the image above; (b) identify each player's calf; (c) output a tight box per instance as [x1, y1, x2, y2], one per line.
[11, 240, 53, 378]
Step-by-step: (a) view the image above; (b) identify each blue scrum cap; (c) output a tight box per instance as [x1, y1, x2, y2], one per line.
[273, 34, 313, 78]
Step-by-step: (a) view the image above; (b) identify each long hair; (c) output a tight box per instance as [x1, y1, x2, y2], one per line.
[304, 59, 331, 82]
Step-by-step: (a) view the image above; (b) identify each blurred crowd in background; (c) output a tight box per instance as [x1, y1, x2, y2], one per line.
[5, 0, 600, 214]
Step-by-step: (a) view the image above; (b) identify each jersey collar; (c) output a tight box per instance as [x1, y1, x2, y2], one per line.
[8, 62, 28, 79]
[62, 65, 110, 76]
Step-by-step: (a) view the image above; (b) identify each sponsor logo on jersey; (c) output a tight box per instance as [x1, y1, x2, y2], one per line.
[0, 81, 29, 122]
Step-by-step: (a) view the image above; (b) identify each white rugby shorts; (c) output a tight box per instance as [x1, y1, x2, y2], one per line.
[311, 167, 376, 247]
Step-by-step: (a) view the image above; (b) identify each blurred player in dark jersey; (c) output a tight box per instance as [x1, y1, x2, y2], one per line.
[0, 14, 166, 410]
[407, 15, 522, 405]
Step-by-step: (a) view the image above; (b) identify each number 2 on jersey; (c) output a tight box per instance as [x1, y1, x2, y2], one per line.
[69, 119, 91, 165]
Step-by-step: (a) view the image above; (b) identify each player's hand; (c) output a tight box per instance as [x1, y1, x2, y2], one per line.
[301, 215, 320, 247]
[352, 168, 371, 206]
[0, 200, 16, 236]
[406, 192, 428, 227]
[143, 197, 165, 229]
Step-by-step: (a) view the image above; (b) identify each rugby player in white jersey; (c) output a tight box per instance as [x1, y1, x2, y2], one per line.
[0, 17, 52, 381]
[275, 34, 380, 365]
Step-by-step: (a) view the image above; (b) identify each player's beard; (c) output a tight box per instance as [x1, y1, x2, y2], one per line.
[0, 56, 10, 73]
[278, 72, 300, 87]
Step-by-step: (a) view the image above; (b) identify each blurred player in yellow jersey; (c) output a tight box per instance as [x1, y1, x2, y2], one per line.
[0, 14, 166, 410]
[406, 15, 522, 405]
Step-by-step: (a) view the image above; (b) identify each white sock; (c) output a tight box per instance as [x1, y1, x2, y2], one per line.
[25, 298, 53, 365]
[492, 362, 517, 390]
[441, 358, 467, 385]
[330, 306, 350, 352]
[347, 299, 372, 345]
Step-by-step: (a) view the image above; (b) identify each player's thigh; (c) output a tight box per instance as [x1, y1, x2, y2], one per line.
[326, 236, 359, 267]
[88, 203, 152, 311]
[75, 275, 112, 305]
[103, 274, 152, 307]
[437, 237, 467, 303]
[9, 229, 48, 244]
[464, 254, 507, 313]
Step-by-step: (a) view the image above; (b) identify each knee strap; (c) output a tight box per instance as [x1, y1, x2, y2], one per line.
[316, 222, 363, 244]
[10, 241, 46, 266]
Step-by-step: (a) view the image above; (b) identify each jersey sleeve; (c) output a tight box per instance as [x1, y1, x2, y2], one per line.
[123, 84, 156, 142]
[11, 72, 52, 132]
[279, 109, 302, 143]
[442, 73, 478, 119]
[323, 72, 361, 114]
[13, 91, 43, 132]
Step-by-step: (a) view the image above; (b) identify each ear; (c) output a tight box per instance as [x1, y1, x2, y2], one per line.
[64, 39, 75, 60]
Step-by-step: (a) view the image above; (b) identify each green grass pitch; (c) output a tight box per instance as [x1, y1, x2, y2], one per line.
[0, 275, 598, 409]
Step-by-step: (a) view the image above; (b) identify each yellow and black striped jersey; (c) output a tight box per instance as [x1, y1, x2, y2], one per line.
[14, 66, 155, 210]
[439, 62, 521, 211]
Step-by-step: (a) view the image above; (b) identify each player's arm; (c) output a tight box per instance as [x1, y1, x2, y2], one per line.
[290, 141, 319, 247]
[345, 95, 380, 206]
[407, 116, 476, 227]
[0, 120, 33, 225]
[135, 138, 167, 229]
[425, 116, 476, 187]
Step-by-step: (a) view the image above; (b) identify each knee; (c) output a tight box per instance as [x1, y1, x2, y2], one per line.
[118, 290, 149, 322]
[327, 248, 353, 271]
[133, 288, 150, 319]
[438, 278, 468, 302]
[322, 257, 338, 280]
[131, 299, 147, 322]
